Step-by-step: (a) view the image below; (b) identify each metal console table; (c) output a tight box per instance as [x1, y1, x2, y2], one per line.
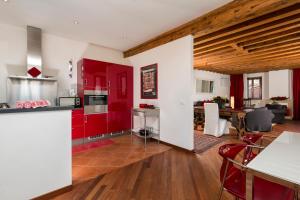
[131, 108, 160, 147]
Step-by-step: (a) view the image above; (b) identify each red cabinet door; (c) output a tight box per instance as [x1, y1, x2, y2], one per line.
[82, 59, 107, 90]
[107, 64, 133, 133]
[85, 114, 108, 137]
[72, 109, 84, 140]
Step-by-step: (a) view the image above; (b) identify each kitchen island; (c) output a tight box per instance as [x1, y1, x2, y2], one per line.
[0, 106, 74, 199]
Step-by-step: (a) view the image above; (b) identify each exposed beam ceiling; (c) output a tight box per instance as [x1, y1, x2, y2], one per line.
[123, 0, 299, 58]
[194, 3, 300, 74]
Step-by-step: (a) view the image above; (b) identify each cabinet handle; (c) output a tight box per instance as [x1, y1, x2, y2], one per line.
[108, 81, 111, 87]
[84, 116, 87, 123]
[85, 79, 88, 85]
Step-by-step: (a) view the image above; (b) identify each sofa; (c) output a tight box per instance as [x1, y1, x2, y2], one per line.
[245, 107, 275, 132]
[266, 104, 287, 124]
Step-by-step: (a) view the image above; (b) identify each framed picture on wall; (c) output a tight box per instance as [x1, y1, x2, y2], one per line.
[141, 64, 158, 99]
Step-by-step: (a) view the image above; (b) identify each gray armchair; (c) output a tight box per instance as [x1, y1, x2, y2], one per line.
[245, 108, 275, 132]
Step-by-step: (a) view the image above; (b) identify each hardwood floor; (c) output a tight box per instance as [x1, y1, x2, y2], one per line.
[54, 121, 300, 200]
[72, 135, 171, 184]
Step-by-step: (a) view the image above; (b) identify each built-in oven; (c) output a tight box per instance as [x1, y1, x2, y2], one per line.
[84, 90, 108, 114]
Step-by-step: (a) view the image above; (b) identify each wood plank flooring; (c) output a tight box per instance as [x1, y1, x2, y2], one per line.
[54, 121, 300, 200]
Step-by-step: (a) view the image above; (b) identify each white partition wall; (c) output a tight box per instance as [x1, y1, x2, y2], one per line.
[0, 110, 72, 199]
[128, 36, 194, 150]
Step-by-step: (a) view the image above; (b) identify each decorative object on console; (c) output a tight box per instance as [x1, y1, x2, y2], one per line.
[270, 96, 288, 103]
[141, 64, 158, 99]
[212, 96, 229, 109]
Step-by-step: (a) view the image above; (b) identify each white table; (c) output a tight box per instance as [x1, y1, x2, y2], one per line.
[246, 131, 300, 200]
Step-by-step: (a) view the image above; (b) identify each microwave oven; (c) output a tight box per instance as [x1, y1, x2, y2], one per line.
[58, 97, 81, 108]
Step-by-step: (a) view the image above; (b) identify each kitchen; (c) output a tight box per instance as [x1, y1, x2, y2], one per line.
[0, 26, 133, 199]
[0, 4, 194, 198]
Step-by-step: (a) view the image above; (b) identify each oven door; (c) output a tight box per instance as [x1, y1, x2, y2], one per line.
[84, 90, 108, 114]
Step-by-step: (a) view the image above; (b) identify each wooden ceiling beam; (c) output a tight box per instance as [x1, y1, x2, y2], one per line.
[194, 52, 300, 70]
[248, 38, 300, 52]
[194, 58, 300, 74]
[194, 7, 300, 46]
[238, 26, 300, 46]
[195, 45, 300, 63]
[194, 17, 300, 53]
[243, 32, 300, 50]
[194, 18, 300, 53]
[124, 0, 299, 57]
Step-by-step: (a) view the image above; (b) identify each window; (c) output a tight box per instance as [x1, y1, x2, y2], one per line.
[247, 77, 262, 99]
[196, 79, 214, 93]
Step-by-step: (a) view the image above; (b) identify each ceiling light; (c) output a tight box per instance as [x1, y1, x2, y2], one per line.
[73, 20, 79, 25]
[3, 0, 9, 2]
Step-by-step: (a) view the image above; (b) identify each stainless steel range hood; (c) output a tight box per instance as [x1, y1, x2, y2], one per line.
[6, 26, 59, 106]
[7, 26, 58, 80]
[27, 26, 42, 78]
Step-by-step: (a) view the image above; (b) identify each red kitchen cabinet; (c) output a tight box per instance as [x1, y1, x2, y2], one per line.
[72, 109, 84, 139]
[80, 59, 107, 91]
[84, 114, 108, 137]
[107, 64, 133, 133]
[77, 58, 133, 136]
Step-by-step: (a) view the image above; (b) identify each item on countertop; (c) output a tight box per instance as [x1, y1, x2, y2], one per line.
[15, 100, 51, 109]
[0, 103, 10, 109]
[139, 103, 155, 109]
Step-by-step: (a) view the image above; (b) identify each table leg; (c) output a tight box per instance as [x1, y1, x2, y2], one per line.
[246, 171, 254, 200]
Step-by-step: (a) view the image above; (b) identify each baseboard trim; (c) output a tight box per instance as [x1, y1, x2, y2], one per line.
[152, 138, 193, 153]
[32, 185, 73, 200]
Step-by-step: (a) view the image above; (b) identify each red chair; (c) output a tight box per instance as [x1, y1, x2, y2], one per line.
[241, 134, 263, 165]
[218, 143, 295, 200]
[242, 133, 263, 145]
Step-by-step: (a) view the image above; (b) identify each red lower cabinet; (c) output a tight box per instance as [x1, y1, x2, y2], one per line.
[84, 114, 108, 137]
[72, 109, 84, 140]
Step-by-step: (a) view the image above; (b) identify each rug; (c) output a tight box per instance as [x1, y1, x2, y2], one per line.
[72, 139, 114, 154]
[194, 132, 225, 154]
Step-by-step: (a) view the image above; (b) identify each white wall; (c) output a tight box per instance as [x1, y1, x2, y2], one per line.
[193, 70, 230, 101]
[0, 23, 129, 102]
[128, 36, 194, 150]
[269, 69, 291, 98]
[0, 110, 71, 199]
[243, 70, 292, 100]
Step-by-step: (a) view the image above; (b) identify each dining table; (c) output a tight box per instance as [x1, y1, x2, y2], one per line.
[246, 131, 300, 200]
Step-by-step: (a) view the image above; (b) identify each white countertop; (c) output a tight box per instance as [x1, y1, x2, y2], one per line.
[247, 131, 300, 185]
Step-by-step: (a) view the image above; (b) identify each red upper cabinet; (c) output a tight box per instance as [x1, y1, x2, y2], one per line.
[107, 64, 133, 133]
[81, 59, 107, 91]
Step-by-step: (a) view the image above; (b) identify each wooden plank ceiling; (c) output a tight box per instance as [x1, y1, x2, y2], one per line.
[194, 3, 300, 74]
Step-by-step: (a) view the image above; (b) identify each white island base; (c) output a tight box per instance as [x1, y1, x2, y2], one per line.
[0, 109, 72, 199]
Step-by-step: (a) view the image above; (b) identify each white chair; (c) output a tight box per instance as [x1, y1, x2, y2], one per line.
[204, 103, 229, 137]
